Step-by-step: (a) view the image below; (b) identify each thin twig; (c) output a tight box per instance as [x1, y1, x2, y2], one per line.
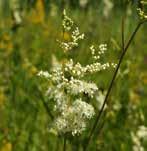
[93, 14, 125, 139]
[83, 20, 146, 151]
[95, 111, 106, 138]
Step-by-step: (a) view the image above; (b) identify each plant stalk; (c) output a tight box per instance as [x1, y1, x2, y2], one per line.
[63, 136, 67, 151]
[83, 20, 146, 151]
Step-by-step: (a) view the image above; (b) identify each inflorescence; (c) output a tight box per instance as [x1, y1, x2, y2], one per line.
[58, 10, 84, 52]
[37, 10, 117, 136]
[137, 1, 147, 19]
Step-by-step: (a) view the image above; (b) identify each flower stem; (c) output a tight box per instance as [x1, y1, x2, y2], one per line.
[63, 136, 67, 151]
[83, 20, 146, 151]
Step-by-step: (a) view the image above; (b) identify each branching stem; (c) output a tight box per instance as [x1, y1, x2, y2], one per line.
[83, 19, 147, 151]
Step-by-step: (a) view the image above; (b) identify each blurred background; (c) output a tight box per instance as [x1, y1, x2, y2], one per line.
[0, 0, 147, 151]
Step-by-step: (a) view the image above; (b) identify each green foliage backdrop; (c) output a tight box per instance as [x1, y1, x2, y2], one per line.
[0, 0, 147, 151]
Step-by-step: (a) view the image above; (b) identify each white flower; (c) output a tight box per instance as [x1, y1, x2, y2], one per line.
[72, 99, 95, 119]
[37, 70, 50, 78]
[37, 10, 117, 136]
[54, 99, 95, 136]
[137, 8, 147, 20]
[58, 11, 84, 52]
[131, 125, 147, 151]
[62, 9, 73, 31]
[67, 78, 98, 97]
[99, 44, 107, 53]
[137, 125, 147, 139]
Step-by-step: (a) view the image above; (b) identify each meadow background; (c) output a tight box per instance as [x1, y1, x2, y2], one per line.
[0, 0, 147, 151]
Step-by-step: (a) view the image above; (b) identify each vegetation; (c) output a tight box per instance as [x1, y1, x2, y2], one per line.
[0, 0, 147, 151]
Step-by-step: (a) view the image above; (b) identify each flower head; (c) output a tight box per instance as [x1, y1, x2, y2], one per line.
[37, 10, 117, 136]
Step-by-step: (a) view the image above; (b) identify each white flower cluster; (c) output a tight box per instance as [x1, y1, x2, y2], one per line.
[37, 70, 50, 78]
[38, 51, 116, 135]
[59, 10, 84, 52]
[131, 125, 147, 151]
[63, 54, 116, 79]
[39, 68, 96, 136]
[71, 27, 85, 44]
[137, 8, 147, 19]
[90, 44, 117, 69]
[137, 1, 147, 20]
[55, 98, 95, 136]
[38, 11, 117, 136]
[62, 9, 73, 31]
[90, 44, 107, 60]
[66, 77, 98, 97]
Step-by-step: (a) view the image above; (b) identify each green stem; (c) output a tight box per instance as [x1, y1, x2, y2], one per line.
[36, 86, 54, 120]
[83, 20, 146, 151]
[63, 136, 67, 151]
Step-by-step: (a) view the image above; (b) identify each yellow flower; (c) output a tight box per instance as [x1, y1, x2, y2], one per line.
[130, 90, 140, 104]
[59, 32, 71, 41]
[0, 142, 12, 151]
[30, 0, 45, 24]
[30, 66, 38, 75]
